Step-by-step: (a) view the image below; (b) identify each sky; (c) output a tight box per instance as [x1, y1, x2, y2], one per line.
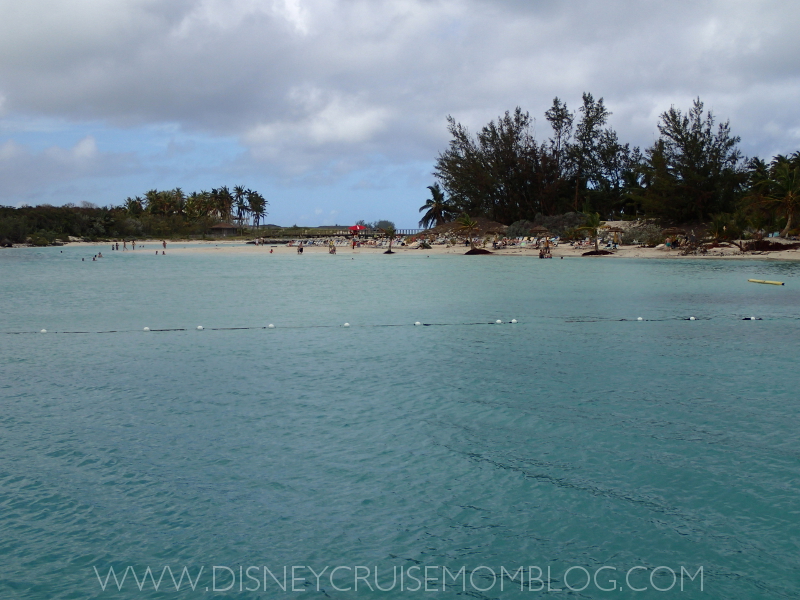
[1, 0, 799, 228]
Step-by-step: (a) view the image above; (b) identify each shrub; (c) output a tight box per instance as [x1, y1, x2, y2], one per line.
[506, 220, 536, 238]
[532, 212, 587, 236]
[0, 216, 29, 243]
[621, 223, 663, 246]
[29, 235, 51, 246]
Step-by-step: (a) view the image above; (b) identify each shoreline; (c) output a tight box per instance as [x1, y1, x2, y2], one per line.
[12, 239, 800, 261]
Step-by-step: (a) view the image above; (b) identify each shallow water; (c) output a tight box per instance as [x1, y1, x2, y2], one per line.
[1, 246, 799, 599]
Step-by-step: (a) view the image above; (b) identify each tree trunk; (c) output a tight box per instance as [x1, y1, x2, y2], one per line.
[780, 211, 793, 238]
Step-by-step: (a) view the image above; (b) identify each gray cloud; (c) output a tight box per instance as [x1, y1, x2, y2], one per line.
[1, 0, 799, 190]
[0, 135, 137, 203]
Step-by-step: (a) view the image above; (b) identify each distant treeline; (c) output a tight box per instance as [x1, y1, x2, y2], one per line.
[0, 186, 268, 245]
[423, 95, 799, 237]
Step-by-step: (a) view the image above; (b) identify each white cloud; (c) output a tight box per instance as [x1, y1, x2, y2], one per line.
[73, 136, 98, 160]
[246, 89, 390, 149]
[0, 136, 134, 201]
[0, 139, 22, 160]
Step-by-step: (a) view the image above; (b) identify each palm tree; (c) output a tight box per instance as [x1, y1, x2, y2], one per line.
[233, 185, 248, 230]
[144, 189, 161, 215]
[379, 224, 397, 253]
[455, 213, 479, 250]
[213, 186, 234, 223]
[708, 213, 731, 243]
[199, 190, 213, 219]
[235, 199, 249, 233]
[578, 211, 603, 252]
[753, 154, 800, 237]
[124, 196, 143, 216]
[418, 183, 455, 228]
[172, 188, 185, 217]
[247, 190, 268, 229]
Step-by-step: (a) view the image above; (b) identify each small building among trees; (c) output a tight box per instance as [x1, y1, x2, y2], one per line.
[209, 223, 237, 237]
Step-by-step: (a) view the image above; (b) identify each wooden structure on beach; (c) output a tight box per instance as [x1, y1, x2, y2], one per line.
[209, 223, 238, 237]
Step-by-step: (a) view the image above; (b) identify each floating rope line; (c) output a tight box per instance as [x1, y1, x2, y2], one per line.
[0, 316, 782, 335]
[3, 322, 518, 335]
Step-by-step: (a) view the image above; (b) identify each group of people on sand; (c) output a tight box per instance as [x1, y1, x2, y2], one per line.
[106, 239, 168, 254]
[108, 240, 140, 251]
[665, 233, 696, 249]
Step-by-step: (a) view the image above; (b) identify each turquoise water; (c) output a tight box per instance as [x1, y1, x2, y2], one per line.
[1, 246, 799, 599]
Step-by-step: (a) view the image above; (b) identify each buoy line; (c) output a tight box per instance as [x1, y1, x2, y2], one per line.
[1, 316, 781, 335]
[4, 321, 522, 335]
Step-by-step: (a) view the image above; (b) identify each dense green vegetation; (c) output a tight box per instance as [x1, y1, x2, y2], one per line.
[3, 96, 799, 246]
[430, 95, 800, 237]
[0, 186, 268, 245]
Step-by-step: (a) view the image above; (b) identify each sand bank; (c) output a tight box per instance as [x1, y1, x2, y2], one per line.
[48, 238, 800, 261]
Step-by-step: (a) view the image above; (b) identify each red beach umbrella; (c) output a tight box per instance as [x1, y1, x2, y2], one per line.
[349, 225, 367, 231]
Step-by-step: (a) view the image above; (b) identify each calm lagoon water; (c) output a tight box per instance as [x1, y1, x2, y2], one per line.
[1, 246, 799, 599]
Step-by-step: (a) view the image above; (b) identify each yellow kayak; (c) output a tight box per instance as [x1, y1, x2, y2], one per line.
[748, 279, 785, 286]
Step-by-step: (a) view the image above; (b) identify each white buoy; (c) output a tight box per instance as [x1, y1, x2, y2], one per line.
[196, 325, 204, 330]
[689, 317, 696, 321]
[143, 327, 150, 331]
[268, 324, 275, 329]
[511, 319, 517, 324]
[343, 323, 350, 327]
[496, 319, 502, 324]
[414, 321, 421, 326]
[40, 329, 47, 333]
[637, 317, 643, 321]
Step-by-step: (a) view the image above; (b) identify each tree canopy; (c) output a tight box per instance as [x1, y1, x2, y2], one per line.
[433, 95, 643, 224]
[0, 185, 269, 244]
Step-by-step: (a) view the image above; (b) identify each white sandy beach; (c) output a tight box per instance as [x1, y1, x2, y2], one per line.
[61, 238, 800, 261]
